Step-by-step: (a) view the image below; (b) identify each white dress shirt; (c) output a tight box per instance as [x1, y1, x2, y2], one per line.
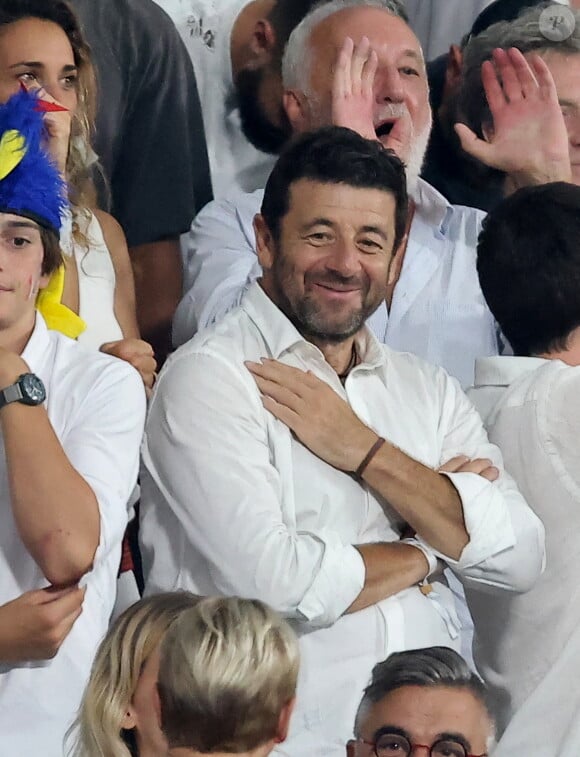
[153, 0, 277, 196]
[0, 314, 146, 756]
[143, 283, 543, 757]
[173, 179, 499, 387]
[468, 356, 580, 757]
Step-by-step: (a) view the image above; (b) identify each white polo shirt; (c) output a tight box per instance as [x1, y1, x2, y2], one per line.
[0, 314, 146, 756]
[143, 282, 543, 757]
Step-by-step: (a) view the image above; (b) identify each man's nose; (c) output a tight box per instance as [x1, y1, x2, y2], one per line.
[327, 240, 360, 276]
[374, 65, 405, 104]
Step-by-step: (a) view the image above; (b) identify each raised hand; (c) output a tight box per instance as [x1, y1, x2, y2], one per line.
[455, 47, 571, 186]
[332, 36, 378, 141]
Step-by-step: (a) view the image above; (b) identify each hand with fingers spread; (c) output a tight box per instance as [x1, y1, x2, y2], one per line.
[246, 358, 377, 473]
[455, 47, 571, 186]
[439, 454, 499, 483]
[332, 36, 378, 142]
[0, 586, 85, 662]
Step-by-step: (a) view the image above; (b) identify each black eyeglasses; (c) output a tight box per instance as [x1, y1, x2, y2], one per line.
[360, 732, 488, 757]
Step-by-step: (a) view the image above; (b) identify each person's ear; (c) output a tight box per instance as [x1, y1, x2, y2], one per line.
[120, 706, 137, 731]
[254, 213, 276, 270]
[387, 234, 407, 287]
[248, 18, 277, 66]
[283, 89, 310, 134]
[441, 44, 463, 103]
[274, 697, 296, 743]
[38, 271, 51, 292]
[346, 738, 359, 756]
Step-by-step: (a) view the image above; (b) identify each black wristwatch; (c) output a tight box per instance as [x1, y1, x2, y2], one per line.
[0, 373, 46, 410]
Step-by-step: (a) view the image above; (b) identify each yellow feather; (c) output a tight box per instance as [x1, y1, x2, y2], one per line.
[0, 129, 27, 180]
[36, 265, 87, 339]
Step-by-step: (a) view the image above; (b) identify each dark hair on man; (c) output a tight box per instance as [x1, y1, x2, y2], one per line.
[267, 0, 320, 57]
[477, 182, 580, 357]
[354, 647, 496, 739]
[40, 227, 64, 276]
[261, 126, 409, 251]
[466, 0, 548, 43]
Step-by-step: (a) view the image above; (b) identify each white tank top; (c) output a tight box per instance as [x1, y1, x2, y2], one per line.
[61, 210, 124, 349]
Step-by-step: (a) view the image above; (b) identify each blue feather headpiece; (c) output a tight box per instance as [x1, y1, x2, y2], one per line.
[0, 89, 67, 236]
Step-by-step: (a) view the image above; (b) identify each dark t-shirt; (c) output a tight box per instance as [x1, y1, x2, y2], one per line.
[70, 0, 213, 247]
[422, 54, 503, 212]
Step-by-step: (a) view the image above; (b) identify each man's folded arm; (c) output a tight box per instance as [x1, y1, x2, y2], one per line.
[142, 352, 428, 626]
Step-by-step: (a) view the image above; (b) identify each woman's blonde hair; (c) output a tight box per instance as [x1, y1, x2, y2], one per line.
[158, 597, 300, 753]
[67, 592, 201, 757]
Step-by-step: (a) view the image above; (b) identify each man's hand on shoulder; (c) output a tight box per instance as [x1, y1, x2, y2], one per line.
[246, 358, 376, 472]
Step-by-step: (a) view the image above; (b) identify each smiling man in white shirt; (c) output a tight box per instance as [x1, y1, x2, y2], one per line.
[141, 127, 544, 757]
[467, 182, 580, 757]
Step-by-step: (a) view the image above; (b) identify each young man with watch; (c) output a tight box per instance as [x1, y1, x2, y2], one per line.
[0, 90, 147, 756]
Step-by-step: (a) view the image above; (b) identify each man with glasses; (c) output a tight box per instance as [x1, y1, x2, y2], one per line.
[347, 647, 495, 757]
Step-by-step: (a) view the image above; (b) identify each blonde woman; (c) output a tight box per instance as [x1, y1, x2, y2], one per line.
[68, 592, 201, 757]
[0, 0, 156, 389]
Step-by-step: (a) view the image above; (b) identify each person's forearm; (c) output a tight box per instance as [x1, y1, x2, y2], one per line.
[129, 239, 182, 365]
[2, 404, 100, 586]
[346, 542, 429, 614]
[362, 442, 469, 560]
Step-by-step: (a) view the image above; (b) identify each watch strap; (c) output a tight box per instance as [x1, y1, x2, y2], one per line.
[0, 381, 23, 410]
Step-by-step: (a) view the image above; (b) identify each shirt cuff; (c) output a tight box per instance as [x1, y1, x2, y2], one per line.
[437, 472, 516, 569]
[296, 534, 365, 628]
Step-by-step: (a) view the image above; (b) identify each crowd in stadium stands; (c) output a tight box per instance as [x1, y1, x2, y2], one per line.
[0, 1, 579, 755]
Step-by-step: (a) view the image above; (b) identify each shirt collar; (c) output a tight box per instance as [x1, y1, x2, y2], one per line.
[21, 312, 51, 373]
[412, 177, 452, 231]
[241, 281, 387, 369]
[473, 355, 548, 388]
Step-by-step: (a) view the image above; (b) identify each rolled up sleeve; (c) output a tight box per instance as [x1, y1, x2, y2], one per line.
[427, 369, 545, 594]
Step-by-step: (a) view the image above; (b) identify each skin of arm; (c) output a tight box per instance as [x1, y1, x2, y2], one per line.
[129, 238, 183, 366]
[347, 542, 430, 613]
[0, 586, 85, 662]
[247, 359, 471, 560]
[94, 209, 157, 390]
[0, 351, 100, 587]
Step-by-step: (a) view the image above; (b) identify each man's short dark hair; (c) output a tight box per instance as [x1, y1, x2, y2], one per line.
[355, 647, 495, 738]
[261, 126, 409, 251]
[40, 226, 64, 276]
[477, 182, 580, 357]
[267, 0, 319, 57]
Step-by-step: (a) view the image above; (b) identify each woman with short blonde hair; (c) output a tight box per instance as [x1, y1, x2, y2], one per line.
[158, 597, 300, 757]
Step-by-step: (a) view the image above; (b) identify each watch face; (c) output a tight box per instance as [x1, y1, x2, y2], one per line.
[20, 373, 46, 405]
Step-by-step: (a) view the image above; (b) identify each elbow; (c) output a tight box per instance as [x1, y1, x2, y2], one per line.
[35, 534, 98, 587]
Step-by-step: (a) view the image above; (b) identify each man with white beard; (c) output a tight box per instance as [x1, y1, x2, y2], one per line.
[173, 0, 499, 388]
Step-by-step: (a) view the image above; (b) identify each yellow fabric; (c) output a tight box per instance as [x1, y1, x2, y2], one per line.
[0, 130, 26, 180]
[36, 265, 87, 339]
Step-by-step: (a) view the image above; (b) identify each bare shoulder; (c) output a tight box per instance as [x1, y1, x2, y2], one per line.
[92, 209, 130, 269]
